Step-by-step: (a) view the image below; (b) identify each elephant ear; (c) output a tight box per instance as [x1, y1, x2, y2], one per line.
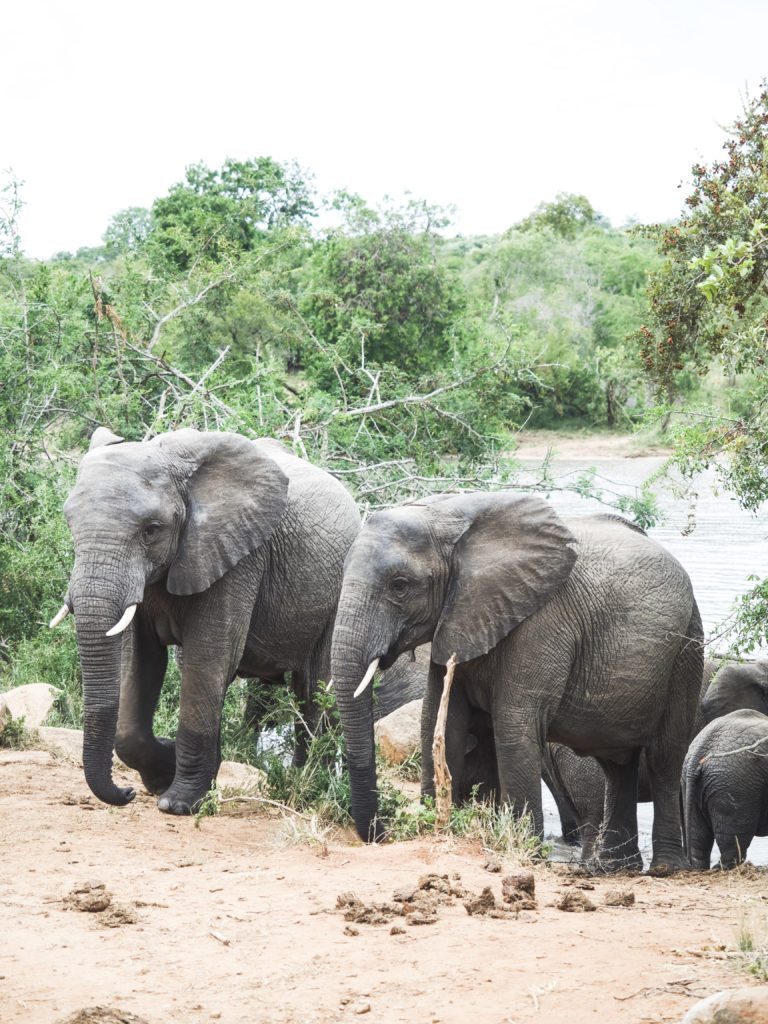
[156, 430, 289, 596]
[89, 427, 125, 449]
[431, 492, 578, 665]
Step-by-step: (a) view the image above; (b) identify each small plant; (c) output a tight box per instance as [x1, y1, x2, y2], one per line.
[0, 714, 36, 750]
[389, 748, 422, 784]
[448, 793, 552, 863]
[734, 914, 768, 981]
[193, 784, 221, 827]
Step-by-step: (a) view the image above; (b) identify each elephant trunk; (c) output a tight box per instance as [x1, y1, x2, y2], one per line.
[331, 596, 386, 842]
[69, 561, 139, 806]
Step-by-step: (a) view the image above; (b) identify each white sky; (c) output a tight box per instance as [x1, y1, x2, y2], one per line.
[2, 0, 767, 258]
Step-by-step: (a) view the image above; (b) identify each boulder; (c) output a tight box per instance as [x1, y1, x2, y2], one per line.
[682, 987, 768, 1023]
[39, 726, 84, 763]
[217, 760, 265, 792]
[375, 699, 422, 765]
[0, 684, 60, 731]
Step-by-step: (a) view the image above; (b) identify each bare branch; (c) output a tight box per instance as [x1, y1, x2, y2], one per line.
[145, 271, 237, 352]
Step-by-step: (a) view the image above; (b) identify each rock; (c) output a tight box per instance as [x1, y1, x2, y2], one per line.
[375, 699, 422, 765]
[682, 986, 768, 1023]
[0, 684, 60, 730]
[483, 855, 502, 873]
[39, 727, 84, 763]
[216, 761, 265, 792]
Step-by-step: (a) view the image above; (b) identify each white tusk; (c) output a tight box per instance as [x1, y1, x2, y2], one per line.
[49, 604, 70, 629]
[353, 658, 380, 699]
[105, 604, 137, 637]
[327, 679, 334, 690]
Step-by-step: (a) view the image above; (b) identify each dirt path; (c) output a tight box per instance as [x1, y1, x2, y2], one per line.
[1, 751, 764, 1024]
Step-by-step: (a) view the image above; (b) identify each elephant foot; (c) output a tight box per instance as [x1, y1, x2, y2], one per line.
[156, 772, 217, 816]
[136, 737, 177, 795]
[647, 850, 691, 876]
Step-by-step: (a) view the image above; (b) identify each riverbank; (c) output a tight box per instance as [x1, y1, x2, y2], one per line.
[512, 428, 673, 460]
[2, 750, 765, 1024]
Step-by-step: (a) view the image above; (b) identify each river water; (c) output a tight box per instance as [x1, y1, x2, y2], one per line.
[515, 454, 768, 867]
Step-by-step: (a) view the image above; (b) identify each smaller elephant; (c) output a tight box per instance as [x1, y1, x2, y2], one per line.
[701, 658, 768, 723]
[682, 709, 768, 868]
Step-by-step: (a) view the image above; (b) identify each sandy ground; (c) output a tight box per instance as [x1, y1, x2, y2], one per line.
[511, 430, 672, 460]
[2, 750, 766, 1024]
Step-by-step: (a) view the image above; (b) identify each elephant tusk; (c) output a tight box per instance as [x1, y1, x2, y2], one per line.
[105, 604, 137, 637]
[327, 679, 334, 690]
[353, 658, 380, 699]
[49, 604, 71, 629]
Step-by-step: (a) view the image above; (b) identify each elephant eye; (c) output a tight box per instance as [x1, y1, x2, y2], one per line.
[142, 522, 162, 541]
[390, 576, 410, 594]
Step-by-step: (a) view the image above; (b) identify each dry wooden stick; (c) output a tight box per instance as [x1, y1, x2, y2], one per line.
[432, 653, 458, 830]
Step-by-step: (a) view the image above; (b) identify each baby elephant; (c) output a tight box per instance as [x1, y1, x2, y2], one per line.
[682, 709, 768, 868]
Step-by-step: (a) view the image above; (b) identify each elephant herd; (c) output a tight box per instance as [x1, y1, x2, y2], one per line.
[50, 428, 768, 872]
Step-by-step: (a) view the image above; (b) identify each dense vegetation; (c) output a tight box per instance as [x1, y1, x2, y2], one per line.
[2, 81, 767, 784]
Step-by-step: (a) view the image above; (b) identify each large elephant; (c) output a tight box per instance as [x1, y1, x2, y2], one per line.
[545, 660, 718, 859]
[682, 709, 768, 868]
[330, 492, 703, 873]
[53, 428, 360, 813]
[547, 657, 768, 859]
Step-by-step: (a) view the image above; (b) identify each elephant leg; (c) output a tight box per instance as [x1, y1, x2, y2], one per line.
[715, 825, 754, 869]
[114, 614, 174, 796]
[684, 792, 715, 870]
[420, 660, 471, 804]
[158, 599, 251, 815]
[292, 622, 333, 767]
[646, 614, 702, 874]
[291, 668, 318, 767]
[492, 710, 545, 838]
[593, 754, 643, 872]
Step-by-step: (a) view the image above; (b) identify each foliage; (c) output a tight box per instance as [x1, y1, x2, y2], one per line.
[518, 192, 605, 238]
[0, 156, 668, 815]
[0, 714, 36, 750]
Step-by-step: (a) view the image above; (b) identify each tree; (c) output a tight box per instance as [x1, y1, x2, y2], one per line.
[638, 81, 768, 510]
[518, 192, 606, 238]
[300, 197, 467, 374]
[148, 157, 315, 272]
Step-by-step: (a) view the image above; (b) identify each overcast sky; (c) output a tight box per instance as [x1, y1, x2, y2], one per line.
[3, 0, 767, 258]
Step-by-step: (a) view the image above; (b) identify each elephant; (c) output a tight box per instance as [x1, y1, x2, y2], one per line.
[53, 427, 360, 813]
[544, 660, 718, 860]
[682, 709, 768, 868]
[546, 657, 768, 860]
[701, 658, 768, 723]
[330, 491, 703, 873]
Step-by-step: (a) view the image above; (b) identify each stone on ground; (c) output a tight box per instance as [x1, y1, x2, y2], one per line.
[0, 683, 60, 730]
[375, 699, 422, 765]
[217, 761, 265, 792]
[682, 987, 768, 1023]
[39, 726, 84, 763]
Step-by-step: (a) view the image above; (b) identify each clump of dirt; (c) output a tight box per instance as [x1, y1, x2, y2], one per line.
[501, 871, 537, 910]
[62, 882, 137, 928]
[464, 886, 497, 915]
[603, 888, 635, 907]
[483, 855, 502, 873]
[554, 890, 596, 913]
[56, 1009, 150, 1024]
[336, 891, 402, 925]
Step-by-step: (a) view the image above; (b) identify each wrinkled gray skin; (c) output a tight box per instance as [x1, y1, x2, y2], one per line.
[548, 658, 764, 861]
[701, 659, 768, 723]
[331, 492, 703, 873]
[682, 709, 768, 868]
[62, 428, 359, 813]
